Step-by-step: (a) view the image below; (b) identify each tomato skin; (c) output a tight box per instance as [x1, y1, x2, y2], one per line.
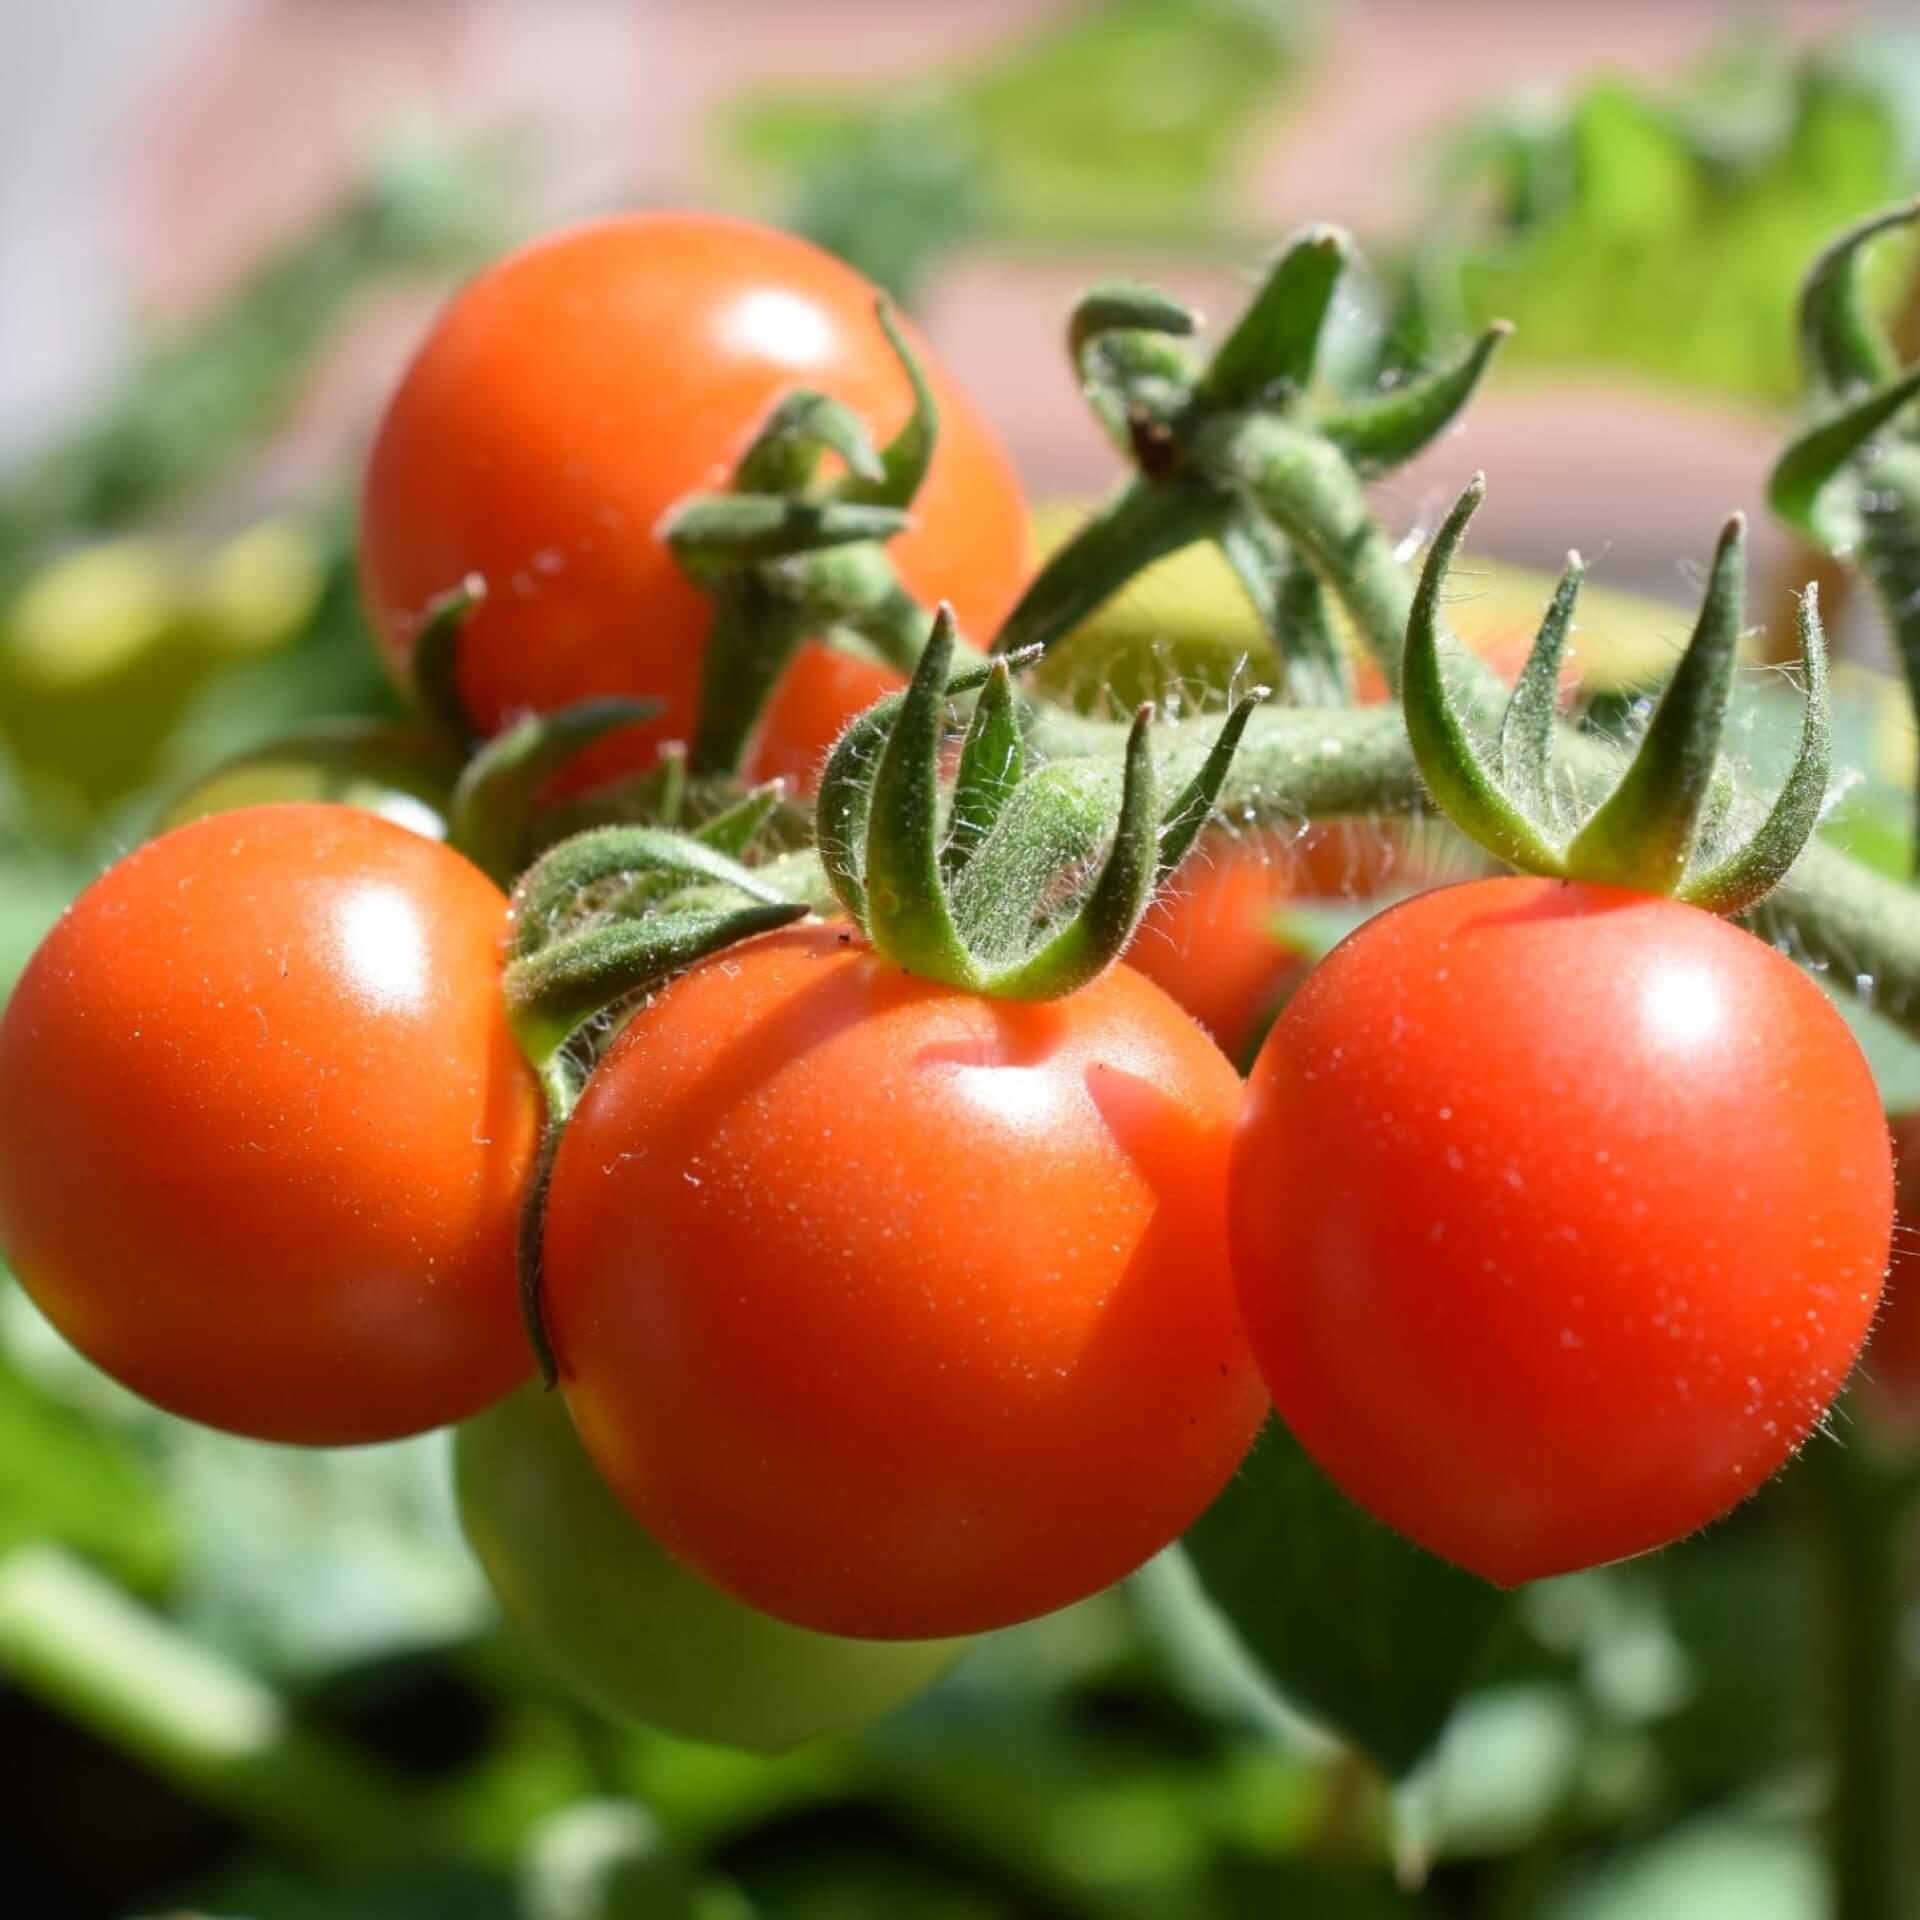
[1864, 1113, 1920, 1426]
[742, 642, 902, 794]
[1130, 825, 1407, 1064]
[359, 214, 1031, 787]
[157, 720, 459, 839]
[1230, 877, 1891, 1586]
[543, 923, 1266, 1639]
[456, 1388, 963, 1751]
[0, 804, 541, 1444]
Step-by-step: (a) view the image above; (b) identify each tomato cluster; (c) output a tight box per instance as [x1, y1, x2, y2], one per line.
[0, 213, 1897, 1754]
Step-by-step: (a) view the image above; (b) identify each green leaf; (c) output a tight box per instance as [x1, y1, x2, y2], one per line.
[1182, 1419, 1513, 1777]
[0, 1330, 172, 1588]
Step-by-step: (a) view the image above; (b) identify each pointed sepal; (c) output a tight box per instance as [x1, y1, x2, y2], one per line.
[1798, 200, 1919, 408]
[1203, 225, 1351, 410]
[662, 494, 912, 581]
[943, 659, 1026, 877]
[839, 298, 938, 511]
[733, 390, 884, 496]
[1768, 365, 1920, 547]
[409, 573, 487, 749]
[1495, 552, 1581, 829]
[1321, 322, 1511, 476]
[1566, 516, 1746, 895]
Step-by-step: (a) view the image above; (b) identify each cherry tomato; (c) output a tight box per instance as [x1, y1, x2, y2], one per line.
[359, 214, 1031, 788]
[157, 720, 459, 839]
[0, 804, 541, 1444]
[542, 923, 1266, 1639]
[1130, 824, 1408, 1065]
[457, 1387, 964, 1750]
[1231, 877, 1891, 1586]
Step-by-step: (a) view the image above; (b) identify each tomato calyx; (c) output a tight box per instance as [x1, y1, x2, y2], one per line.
[819, 606, 1263, 1000]
[659, 296, 951, 778]
[1404, 476, 1832, 915]
[997, 223, 1510, 685]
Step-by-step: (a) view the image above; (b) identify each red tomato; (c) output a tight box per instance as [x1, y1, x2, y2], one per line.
[0, 805, 541, 1444]
[1130, 825, 1408, 1063]
[743, 641, 902, 794]
[542, 923, 1267, 1639]
[359, 214, 1031, 788]
[1231, 877, 1891, 1586]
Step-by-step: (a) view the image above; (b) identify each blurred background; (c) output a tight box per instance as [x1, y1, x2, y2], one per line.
[6, 3, 1920, 1916]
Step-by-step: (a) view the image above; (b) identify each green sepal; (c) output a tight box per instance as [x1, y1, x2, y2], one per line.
[943, 659, 1025, 877]
[662, 493, 911, 581]
[859, 606, 982, 985]
[447, 696, 661, 883]
[733, 390, 884, 495]
[691, 782, 787, 859]
[1768, 365, 1920, 546]
[1681, 585, 1832, 916]
[1068, 281, 1202, 451]
[1402, 477, 1565, 875]
[1798, 199, 1918, 407]
[839, 299, 937, 511]
[1157, 687, 1268, 879]
[516, 1054, 582, 1390]
[1566, 515, 1746, 895]
[1216, 506, 1350, 705]
[993, 476, 1233, 658]
[509, 824, 796, 963]
[814, 646, 1023, 924]
[409, 573, 486, 749]
[981, 705, 1159, 1000]
[1495, 551, 1581, 829]
[504, 897, 808, 1069]
[1202, 225, 1349, 410]
[1320, 322, 1512, 476]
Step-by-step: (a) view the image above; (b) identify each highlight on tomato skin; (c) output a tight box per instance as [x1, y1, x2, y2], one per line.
[541, 920, 1269, 1641]
[358, 211, 1032, 790]
[455, 1387, 966, 1754]
[0, 803, 542, 1446]
[1228, 875, 1893, 1588]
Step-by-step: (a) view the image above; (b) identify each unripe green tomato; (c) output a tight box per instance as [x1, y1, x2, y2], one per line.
[157, 720, 459, 840]
[455, 1388, 966, 1752]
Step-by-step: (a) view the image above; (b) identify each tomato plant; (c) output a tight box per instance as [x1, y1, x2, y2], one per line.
[540, 922, 1266, 1640]
[1230, 877, 1892, 1586]
[0, 804, 540, 1444]
[457, 1387, 964, 1751]
[358, 212, 1030, 787]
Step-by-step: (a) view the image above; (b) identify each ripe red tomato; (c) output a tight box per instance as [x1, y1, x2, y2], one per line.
[0, 804, 541, 1444]
[542, 923, 1267, 1639]
[1231, 877, 1891, 1586]
[1130, 824, 1408, 1064]
[359, 213, 1031, 788]
[456, 1388, 964, 1751]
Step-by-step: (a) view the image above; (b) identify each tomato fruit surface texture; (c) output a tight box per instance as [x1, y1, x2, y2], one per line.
[359, 213, 1031, 785]
[543, 923, 1267, 1639]
[0, 804, 540, 1444]
[1231, 877, 1892, 1586]
[457, 1389, 964, 1751]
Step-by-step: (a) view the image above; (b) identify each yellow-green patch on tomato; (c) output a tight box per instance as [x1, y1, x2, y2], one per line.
[455, 1388, 966, 1753]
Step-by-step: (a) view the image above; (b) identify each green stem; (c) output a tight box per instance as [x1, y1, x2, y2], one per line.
[1800, 1435, 1920, 1920]
[1858, 443, 1920, 875]
[0, 1546, 438, 1865]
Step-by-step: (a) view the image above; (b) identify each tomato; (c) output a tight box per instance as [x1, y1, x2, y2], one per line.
[0, 805, 541, 1444]
[542, 923, 1266, 1639]
[359, 213, 1031, 788]
[157, 720, 459, 839]
[457, 1388, 963, 1750]
[743, 642, 902, 794]
[1230, 877, 1891, 1586]
[1130, 824, 1408, 1064]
